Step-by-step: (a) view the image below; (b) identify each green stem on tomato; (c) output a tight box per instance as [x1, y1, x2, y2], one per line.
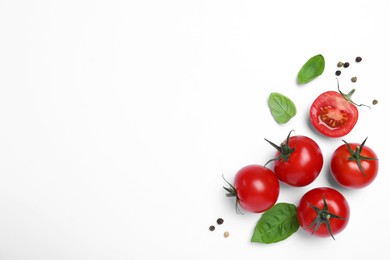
[342, 137, 378, 177]
[264, 130, 296, 167]
[305, 194, 347, 240]
[222, 174, 243, 215]
[336, 78, 371, 109]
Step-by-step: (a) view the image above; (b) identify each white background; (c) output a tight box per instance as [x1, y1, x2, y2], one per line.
[1, 0, 389, 259]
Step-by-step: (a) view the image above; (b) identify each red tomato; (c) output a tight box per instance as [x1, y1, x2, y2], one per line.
[330, 138, 378, 189]
[265, 131, 323, 187]
[310, 91, 358, 138]
[297, 187, 350, 239]
[223, 165, 280, 213]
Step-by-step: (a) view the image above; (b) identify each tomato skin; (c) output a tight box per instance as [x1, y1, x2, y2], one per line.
[273, 136, 323, 187]
[330, 143, 379, 189]
[297, 187, 350, 238]
[234, 165, 280, 213]
[310, 91, 358, 138]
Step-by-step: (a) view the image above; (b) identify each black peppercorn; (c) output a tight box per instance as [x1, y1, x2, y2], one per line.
[335, 70, 341, 76]
[209, 225, 215, 231]
[217, 218, 224, 225]
[343, 62, 350, 68]
[356, 56, 362, 62]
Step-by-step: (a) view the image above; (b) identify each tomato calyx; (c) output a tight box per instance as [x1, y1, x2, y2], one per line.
[337, 79, 371, 109]
[343, 137, 378, 177]
[222, 175, 244, 215]
[264, 130, 295, 166]
[305, 194, 347, 240]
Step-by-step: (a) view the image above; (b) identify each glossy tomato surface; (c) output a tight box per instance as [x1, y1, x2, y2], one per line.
[297, 187, 350, 238]
[310, 91, 358, 138]
[273, 136, 323, 187]
[330, 142, 379, 189]
[234, 165, 280, 213]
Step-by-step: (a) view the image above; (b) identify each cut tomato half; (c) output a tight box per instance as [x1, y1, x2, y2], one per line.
[310, 91, 358, 138]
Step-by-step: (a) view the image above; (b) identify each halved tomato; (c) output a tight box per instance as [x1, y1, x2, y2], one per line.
[310, 91, 358, 138]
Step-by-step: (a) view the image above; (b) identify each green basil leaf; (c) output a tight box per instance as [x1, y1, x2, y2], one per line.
[268, 92, 296, 124]
[297, 54, 325, 84]
[251, 203, 299, 244]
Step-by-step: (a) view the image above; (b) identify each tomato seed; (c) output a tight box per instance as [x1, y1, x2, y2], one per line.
[217, 218, 224, 225]
[343, 62, 350, 68]
[224, 231, 230, 238]
[209, 225, 215, 231]
[351, 77, 357, 82]
[356, 56, 362, 62]
[337, 62, 344, 67]
[335, 70, 341, 76]
[372, 99, 378, 105]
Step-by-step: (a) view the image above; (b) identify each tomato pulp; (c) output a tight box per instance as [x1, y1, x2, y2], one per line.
[310, 91, 358, 138]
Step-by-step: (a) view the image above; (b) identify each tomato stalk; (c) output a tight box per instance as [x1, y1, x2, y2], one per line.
[337, 78, 371, 109]
[305, 194, 347, 240]
[222, 175, 243, 215]
[264, 130, 295, 166]
[342, 137, 378, 176]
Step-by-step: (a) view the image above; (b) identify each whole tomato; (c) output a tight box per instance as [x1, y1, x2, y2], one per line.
[223, 164, 280, 213]
[330, 137, 378, 189]
[297, 187, 350, 239]
[265, 130, 323, 187]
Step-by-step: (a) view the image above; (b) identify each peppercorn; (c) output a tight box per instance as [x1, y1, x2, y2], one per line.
[209, 225, 215, 231]
[337, 62, 344, 67]
[351, 77, 357, 83]
[343, 62, 350, 68]
[224, 231, 230, 238]
[335, 70, 341, 76]
[217, 218, 224, 225]
[372, 99, 378, 105]
[356, 56, 362, 63]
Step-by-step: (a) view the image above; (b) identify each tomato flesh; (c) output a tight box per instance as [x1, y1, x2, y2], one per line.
[320, 106, 348, 128]
[310, 91, 358, 138]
